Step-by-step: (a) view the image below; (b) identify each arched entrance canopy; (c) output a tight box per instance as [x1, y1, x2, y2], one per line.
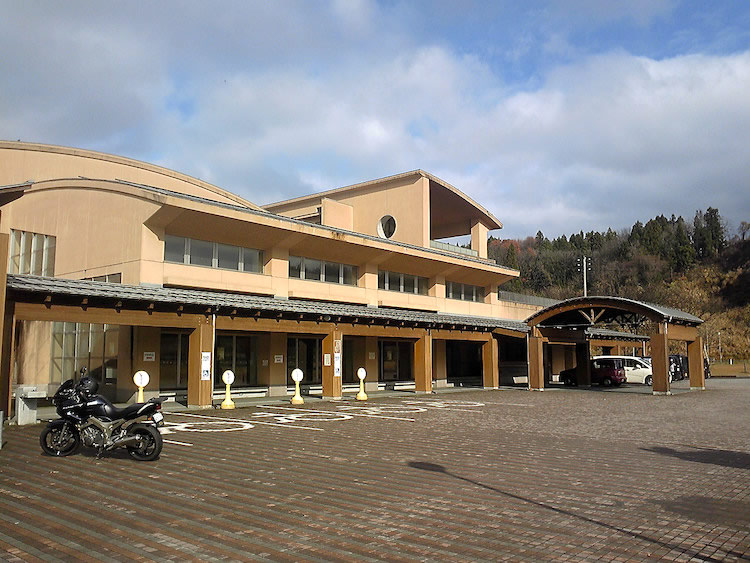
[526, 296, 703, 330]
[524, 296, 704, 395]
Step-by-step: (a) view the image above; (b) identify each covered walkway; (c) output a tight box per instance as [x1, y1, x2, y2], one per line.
[526, 296, 705, 394]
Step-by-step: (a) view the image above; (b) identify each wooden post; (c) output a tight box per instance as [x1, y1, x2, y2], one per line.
[688, 336, 706, 390]
[575, 343, 591, 387]
[433, 339, 447, 389]
[414, 331, 433, 393]
[528, 330, 545, 391]
[322, 328, 343, 399]
[0, 233, 12, 415]
[650, 322, 670, 395]
[187, 315, 214, 408]
[267, 332, 288, 397]
[482, 334, 499, 389]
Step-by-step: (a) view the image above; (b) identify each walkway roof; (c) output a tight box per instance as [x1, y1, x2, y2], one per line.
[7, 275, 529, 334]
[526, 296, 703, 328]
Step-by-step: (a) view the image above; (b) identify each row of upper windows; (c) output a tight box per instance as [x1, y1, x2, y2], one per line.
[378, 270, 429, 295]
[164, 235, 263, 273]
[289, 256, 358, 286]
[162, 235, 489, 300]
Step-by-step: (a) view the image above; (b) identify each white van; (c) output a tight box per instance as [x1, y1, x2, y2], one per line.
[592, 355, 667, 386]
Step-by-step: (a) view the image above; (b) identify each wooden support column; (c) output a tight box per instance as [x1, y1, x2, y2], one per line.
[0, 232, 12, 415]
[575, 343, 591, 387]
[688, 336, 706, 390]
[650, 322, 670, 395]
[365, 336, 379, 393]
[266, 332, 288, 397]
[414, 331, 433, 393]
[322, 328, 343, 399]
[528, 330, 544, 391]
[433, 339, 447, 389]
[482, 334, 499, 389]
[187, 315, 214, 408]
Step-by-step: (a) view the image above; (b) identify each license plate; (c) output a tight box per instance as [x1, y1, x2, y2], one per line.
[152, 412, 164, 424]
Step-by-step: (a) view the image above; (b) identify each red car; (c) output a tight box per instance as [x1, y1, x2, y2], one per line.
[560, 358, 626, 387]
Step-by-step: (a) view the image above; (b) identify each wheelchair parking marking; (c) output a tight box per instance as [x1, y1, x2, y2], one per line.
[262, 404, 415, 422]
[163, 411, 326, 430]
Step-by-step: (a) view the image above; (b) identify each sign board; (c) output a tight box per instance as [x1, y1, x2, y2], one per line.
[143, 352, 156, 362]
[274, 354, 284, 364]
[201, 352, 211, 381]
[324, 353, 331, 366]
[368, 352, 376, 360]
[262, 359, 269, 367]
[334, 352, 342, 378]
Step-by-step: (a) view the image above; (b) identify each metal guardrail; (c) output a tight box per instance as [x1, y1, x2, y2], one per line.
[497, 290, 561, 308]
[430, 240, 478, 257]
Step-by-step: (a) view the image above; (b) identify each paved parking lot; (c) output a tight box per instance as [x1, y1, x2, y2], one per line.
[1, 379, 749, 561]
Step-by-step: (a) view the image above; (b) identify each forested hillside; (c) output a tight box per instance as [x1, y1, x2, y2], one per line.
[490, 209, 750, 360]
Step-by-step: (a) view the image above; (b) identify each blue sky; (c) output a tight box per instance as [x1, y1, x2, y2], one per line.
[1, 1, 749, 239]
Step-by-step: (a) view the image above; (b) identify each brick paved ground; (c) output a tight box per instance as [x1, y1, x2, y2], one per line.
[0, 379, 748, 561]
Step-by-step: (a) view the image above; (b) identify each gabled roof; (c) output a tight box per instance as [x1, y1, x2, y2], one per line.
[526, 296, 703, 327]
[264, 169, 503, 231]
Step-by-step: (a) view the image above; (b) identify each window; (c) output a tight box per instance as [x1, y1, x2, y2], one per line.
[51, 322, 119, 384]
[8, 229, 56, 276]
[164, 235, 263, 274]
[289, 256, 358, 286]
[446, 281, 485, 302]
[85, 273, 122, 283]
[378, 270, 429, 295]
[377, 215, 397, 239]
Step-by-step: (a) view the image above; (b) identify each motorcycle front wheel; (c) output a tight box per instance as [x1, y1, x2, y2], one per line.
[40, 420, 80, 456]
[126, 424, 162, 461]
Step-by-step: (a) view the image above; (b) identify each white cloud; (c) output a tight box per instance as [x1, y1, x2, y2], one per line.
[1, 3, 748, 239]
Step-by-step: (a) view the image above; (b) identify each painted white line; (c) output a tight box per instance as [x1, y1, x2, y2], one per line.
[163, 439, 194, 447]
[164, 410, 324, 431]
[481, 402, 533, 407]
[261, 404, 416, 422]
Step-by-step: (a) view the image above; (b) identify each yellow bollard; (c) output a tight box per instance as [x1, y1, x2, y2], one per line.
[221, 370, 235, 409]
[133, 370, 150, 403]
[356, 367, 368, 401]
[291, 368, 304, 405]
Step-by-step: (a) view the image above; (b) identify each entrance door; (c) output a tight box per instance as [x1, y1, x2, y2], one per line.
[160, 332, 189, 390]
[380, 341, 413, 382]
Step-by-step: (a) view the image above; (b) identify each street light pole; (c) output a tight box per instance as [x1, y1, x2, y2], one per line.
[577, 256, 591, 297]
[718, 332, 722, 362]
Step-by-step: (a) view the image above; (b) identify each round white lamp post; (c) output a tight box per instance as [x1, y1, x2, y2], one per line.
[133, 370, 150, 403]
[221, 369, 235, 410]
[291, 368, 304, 405]
[356, 367, 368, 401]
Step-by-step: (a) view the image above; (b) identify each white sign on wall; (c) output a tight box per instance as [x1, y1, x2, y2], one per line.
[324, 353, 331, 366]
[274, 355, 284, 364]
[143, 352, 156, 362]
[334, 352, 342, 378]
[201, 351, 211, 381]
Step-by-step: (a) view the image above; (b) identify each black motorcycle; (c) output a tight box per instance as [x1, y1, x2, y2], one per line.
[40, 375, 164, 461]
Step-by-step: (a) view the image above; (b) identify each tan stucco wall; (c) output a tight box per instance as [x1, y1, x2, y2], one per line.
[269, 175, 431, 248]
[0, 184, 160, 283]
[0, 142, 256, 208]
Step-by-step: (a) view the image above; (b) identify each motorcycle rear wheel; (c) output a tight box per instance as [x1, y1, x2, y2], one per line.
[126, 424, 162, 461]
[40, 420, 80, 456]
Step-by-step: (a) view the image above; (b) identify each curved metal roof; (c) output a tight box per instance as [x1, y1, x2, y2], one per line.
[526, 295, 703, 327]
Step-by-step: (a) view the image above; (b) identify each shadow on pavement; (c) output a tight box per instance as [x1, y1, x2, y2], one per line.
[407, 461, 743, 562]
[654, 496, 750, 527]
[642, 446, 750, 470]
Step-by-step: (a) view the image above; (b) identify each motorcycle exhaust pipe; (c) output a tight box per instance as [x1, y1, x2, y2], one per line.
[110, 434, 141, 448]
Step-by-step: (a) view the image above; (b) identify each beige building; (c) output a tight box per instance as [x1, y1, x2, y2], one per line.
[0, 142, 706, 413]
[0, 142, 545, 408]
